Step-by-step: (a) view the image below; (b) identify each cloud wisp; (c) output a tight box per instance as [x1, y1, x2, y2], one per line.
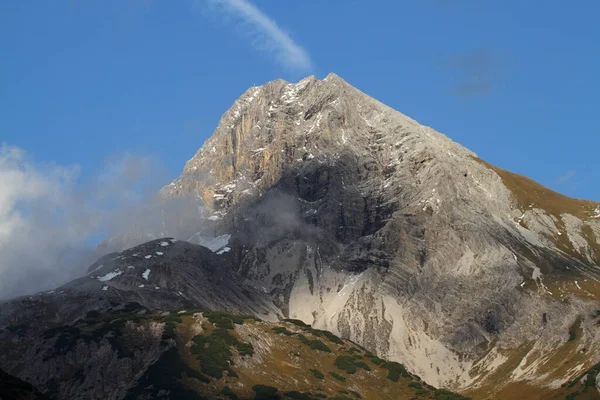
[444, 48, 503, 97]
[204, 0, 312, 72]
[0, 143, 204, 300]
[553, 169, 576, 187]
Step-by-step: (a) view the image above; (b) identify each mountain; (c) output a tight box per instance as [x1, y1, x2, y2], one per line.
[161, 73, 600, 395]
[1, 73, 600, 399]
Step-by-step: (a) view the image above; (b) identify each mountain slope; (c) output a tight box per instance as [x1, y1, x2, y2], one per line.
[161, 73, 600, 394]
[0, 305, 469, 400]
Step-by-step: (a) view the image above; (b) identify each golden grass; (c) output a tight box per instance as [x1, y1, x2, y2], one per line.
[472, 157, 600, 262]
[168, 317, 438, 400]
[225, 321, 426, 400]
[472, 157, 599, 220]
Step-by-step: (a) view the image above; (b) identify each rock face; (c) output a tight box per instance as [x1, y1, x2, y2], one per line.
[162, 73, 600, 392]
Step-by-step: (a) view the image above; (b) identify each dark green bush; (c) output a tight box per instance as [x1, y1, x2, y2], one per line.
[272, 326, 295, 336]
[236, 342, 254, 357]
[329, 372, 346, 381]
[433, 389, 472, 400]
[310, 369, 324, 379]
[382, 361, 411, 381]
[220, 386, 238, 399]
[252, 384, 280, 400]
[335, 356, 357, 374]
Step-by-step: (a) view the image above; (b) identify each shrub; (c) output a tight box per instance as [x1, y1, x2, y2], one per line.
[220, 386, 238, 400]
[329, 372, 346, 381]
[284, 319, 311, 328]
[190, 328, 251, 378]
[433, 389, 472, 400]
[310, 369, 324, 379]
[284, 391, 314, 400]
[272, 326, 295, 336]
[297, 335, 331, 352]
[252, 384, 280, 400]
[365, 352, 385, 365]
[382, 361, 411, 381]
[236, 342, 254, 357]
[335, 356, 358, 374]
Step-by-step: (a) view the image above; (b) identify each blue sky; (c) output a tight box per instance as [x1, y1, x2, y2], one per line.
[1, 0, 599, 200]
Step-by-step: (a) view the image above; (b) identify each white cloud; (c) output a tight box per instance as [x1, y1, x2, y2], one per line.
[204, 0, 312, 71]
[0, 143, 204, 300]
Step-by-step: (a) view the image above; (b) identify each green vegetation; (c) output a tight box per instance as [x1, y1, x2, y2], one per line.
[310, 369, 325, 379]
[334, 355, 370, 375]
[365, 352, 385, 365]
[236, 341, 254, 357]
[162, 313, 183, 341]
[125, 347, 209, 400]
[283, 319, 344, 345]
[382, 361, 411, 381]
[297, 334, 331, 352]
[433, 389, 472, 400]
[220, 386, 238, 400]
[272, 326, 295, 335]
[329, 371, 346, 381]
[565, 392, 581, 400]
[284, 391, 319, 400]
[335, 355, 358, 374]
[190, 328, 252, 378]
[252, 384, 279, 400]
[284, 319, 311, 328]
[202, 311, 245, 330]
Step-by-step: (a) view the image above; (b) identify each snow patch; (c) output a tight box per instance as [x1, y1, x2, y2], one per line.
[145, 255, 152, 259]
[188, 233, 231, 253]
[217, 247, 231, 255]
[160, 241, 170, 247]
[97, 269, 123, 282]
[155, 251, 163, 256]
[142, 269, 151, 280]
[101, 286, 108, 291]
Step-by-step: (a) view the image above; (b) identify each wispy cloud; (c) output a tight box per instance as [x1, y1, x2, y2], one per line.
[553, 169, 576, 187]
[0, 143, 204, 300]
[444, 48, 503, 97]
[203, 0, 312, 72]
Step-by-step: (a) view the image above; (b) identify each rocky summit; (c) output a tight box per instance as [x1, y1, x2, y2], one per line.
[2, 73, 600, 399]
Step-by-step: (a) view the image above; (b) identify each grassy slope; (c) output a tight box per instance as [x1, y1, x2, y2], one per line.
[126, 310, 469, 400]
[473, 157, 600, 263]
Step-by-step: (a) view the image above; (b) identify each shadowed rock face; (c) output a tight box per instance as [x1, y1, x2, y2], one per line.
[0, 368, 49, 400]
[1, 74, 600, 398]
